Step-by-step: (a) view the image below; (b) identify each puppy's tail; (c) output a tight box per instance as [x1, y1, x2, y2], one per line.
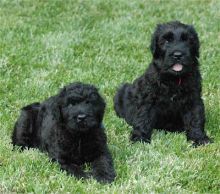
[12, 102, 40, 150]
[113, 83, 130, 119]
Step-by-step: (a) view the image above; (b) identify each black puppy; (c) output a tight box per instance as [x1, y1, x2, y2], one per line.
[12, 82, 116, 183]
[114, 21, 211, 146]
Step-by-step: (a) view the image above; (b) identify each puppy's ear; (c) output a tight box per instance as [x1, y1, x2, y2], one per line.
[188, 25, 200, 58]
[150, 24, 162, 58]
[59, 86, 67, 97]
[98, 96, 106, 123]
[47, 96, 64, 123]
[58, 105, 64, 122]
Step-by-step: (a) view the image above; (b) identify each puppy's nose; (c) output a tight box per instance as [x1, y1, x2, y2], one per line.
[77, 114, 86, 122]
[173, 51, 183, 59]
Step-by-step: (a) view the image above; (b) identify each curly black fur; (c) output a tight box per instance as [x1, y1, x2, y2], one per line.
[12, 82, 116, 183]
[114, 21, 211, 146]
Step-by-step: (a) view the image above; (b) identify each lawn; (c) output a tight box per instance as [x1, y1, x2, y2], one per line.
[0, 0, 219, 193]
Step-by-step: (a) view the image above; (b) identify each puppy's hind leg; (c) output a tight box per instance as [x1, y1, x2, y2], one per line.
[114, 83, 130, 118]
[12, 102, 40, 149]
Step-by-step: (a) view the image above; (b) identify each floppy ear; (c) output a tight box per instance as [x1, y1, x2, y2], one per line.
[188, 25, 200, 58]
[40, 96, 63, 125]
[59, 86, 67, 98]
[97, 94, 106, 123]
[150, 24, 162, 58]
[100, 99, 106, 121]
[150, 31, 157, 56]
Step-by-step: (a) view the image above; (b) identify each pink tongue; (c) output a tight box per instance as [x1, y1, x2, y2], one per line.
[172, 64, 183, 72]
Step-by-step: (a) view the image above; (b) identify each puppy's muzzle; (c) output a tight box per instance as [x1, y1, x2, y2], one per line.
[77, 114, 87, 123]
[172, 51, 183, 60]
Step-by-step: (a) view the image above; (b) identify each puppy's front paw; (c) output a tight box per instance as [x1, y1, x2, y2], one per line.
[61, 163, 87, 179]
[94, 174, 115, 184]
[192, 136, 213, 147]
[130, 130, 151, 143]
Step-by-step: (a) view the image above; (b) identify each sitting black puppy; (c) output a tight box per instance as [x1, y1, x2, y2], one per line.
[114, 21, 211, 146]
[12, 82, 116, 183]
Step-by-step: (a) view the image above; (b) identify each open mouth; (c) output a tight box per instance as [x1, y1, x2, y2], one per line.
[172, 63, 183, 72]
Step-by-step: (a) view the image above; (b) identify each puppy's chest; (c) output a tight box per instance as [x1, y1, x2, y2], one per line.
[71, 137, 102, 162]
[155, 86, 192, 110]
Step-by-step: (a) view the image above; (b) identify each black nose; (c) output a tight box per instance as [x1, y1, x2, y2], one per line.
[173, 51, 183, 60]
[77, 114, 86, 122]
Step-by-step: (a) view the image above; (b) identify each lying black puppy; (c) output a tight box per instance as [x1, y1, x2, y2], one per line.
[12, 82, 116, 183]
[114, 21, 211, 146]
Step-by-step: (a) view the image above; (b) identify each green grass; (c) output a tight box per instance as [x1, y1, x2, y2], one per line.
[0, 0, 219, 193]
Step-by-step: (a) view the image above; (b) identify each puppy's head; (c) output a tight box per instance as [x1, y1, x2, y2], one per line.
[150, 21, 200, 76]
[58, 83, 105, 132]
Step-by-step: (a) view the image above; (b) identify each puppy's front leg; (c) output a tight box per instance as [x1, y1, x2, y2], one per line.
[58, 154, 87, 179]
[183, 101, 211, 146]
[91, 149, 116, 183]
[60, 163, 87, 179]
[130, 106, 156, 143]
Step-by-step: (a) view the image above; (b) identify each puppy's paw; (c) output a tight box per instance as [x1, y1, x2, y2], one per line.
[192, 136, 213, 147]
[94, 174, 115, 184]
[61, 163, 88, 179]
[130, 130, 151, 143]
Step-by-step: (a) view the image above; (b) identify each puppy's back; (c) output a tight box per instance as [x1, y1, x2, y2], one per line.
[12, 102, 40, 149]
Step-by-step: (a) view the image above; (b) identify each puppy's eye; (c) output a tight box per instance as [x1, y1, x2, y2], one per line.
[181, 33, 188, 41]
[90, 93, 98, 99]
[159, 39, 170, 46]
[85, 100, 90, 104]
[69, 102, 77, 106]
[163, 32, 173, 44]
[159, 39, 168, 46]
[188, 36, 195, 44]
[164, 37, 173, 43]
